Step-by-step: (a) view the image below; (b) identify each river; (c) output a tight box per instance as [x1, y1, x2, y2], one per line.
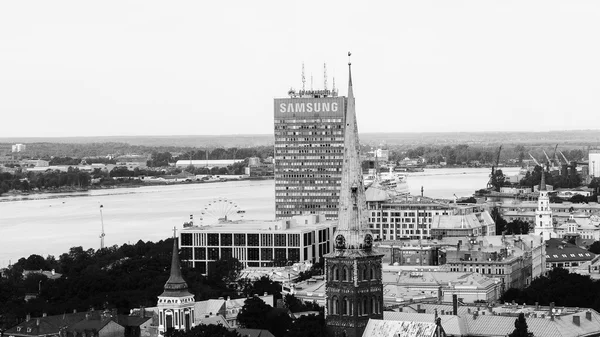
[0, 167, 520, 267]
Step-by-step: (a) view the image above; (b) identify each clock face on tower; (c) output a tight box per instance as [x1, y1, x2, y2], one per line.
[335, 234, 346, 249]
[364, 234, 373, 249]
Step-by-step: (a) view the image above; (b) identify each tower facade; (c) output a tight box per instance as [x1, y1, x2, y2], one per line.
[325, 57, 383, 337]
[274, 83, 347, 220]
[534, 171, 554, 241]
[157, 233, 195, 335]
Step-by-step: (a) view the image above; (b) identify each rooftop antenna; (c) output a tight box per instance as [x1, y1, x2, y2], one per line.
[311, 73, 313, 90]
[99, 205, 105, 249]
[324, 63, 328, 91]
[301, 62, 306, 91]
[332, 76, 336, 93]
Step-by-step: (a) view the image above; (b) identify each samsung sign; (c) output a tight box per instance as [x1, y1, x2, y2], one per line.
[274, 97, 345, 117]
[279, 102, 339, 113]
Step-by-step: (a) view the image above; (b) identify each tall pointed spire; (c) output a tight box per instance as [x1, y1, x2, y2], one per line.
[540, 170, 547, 191]
[334, 52, 373, 251]
[161, 228, 192, 297]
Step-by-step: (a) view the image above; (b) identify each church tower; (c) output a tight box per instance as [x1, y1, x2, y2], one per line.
[324, 54, 384, 337]
[157, 230, 195, 335]
[534, 171, 554, 241]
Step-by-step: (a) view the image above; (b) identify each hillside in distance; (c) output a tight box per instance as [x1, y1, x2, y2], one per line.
[1, 130, 599, 148]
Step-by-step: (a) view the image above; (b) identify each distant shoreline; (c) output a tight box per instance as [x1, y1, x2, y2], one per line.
[0, 176, 274, 202]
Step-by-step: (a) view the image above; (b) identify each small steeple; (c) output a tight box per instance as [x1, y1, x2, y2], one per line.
[540, 170, 547, 191]
[161, 228, 192, 297]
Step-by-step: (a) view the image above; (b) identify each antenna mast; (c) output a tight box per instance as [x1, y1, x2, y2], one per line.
[324, 63, 328, 90]
[301, 62, 306, 91]
[311, 73, 313, 90]
[99, 205, 105, 249]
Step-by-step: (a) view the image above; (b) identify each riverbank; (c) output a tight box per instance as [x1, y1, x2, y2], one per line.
[0, 175, 274, 201]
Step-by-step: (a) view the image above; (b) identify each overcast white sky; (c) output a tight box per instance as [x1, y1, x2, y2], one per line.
[1, 1, 599, 137]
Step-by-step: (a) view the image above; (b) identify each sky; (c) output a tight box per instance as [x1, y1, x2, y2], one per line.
[1, 1, 599, 137]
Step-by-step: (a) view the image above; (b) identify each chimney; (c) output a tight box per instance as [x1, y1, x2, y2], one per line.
[73, 309, 77, 314]
[452, 294, 458, 315]
[26, 314, 31, 322]
[140, 307, 145, 318]
[417, 304, 421, 311]
[586, 311, 592, 321]
[535, 302, 539, 310]
[85, 314, 90, 320]
[573, 315, 580, 326]
[550, 302, 555, 315]
[36, 319, 40, 326]
[43, 313, 47, 317]
[264, 292, 268, 296]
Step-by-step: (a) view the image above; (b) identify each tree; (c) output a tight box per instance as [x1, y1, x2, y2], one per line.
[506, 220, 529, 235]
[589, 241, 600, 254]
[490, 169, 506, 192]
[170, 324, 240, 337]
[237, 297, 271, 329]
[285, 314, 327, 337]
[491, 207, 508, 235]
[509, 313, 533, 337]
[210, 258, 243, 285]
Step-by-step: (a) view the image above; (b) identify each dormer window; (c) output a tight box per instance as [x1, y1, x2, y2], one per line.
[27, 328, 32, 332]
[17, 327, 21, 332]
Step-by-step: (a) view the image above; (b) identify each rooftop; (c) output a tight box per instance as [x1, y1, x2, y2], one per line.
[182, 214, 334, 232]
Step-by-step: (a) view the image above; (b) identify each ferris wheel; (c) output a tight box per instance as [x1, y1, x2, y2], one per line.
[198, 198, 245, 225]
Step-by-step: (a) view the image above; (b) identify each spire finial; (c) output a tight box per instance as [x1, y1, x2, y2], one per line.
[348, 52, 353, 86]
[173, 226, 177, 238]
[540, 170, 547, 191]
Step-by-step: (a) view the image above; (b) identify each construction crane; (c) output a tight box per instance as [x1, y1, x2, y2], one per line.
[559, 151, 569, 165]
[528, 153, 541, 167]
[542, 150, 552, 171]
[552, 144, 560, 168]
[486, 145, 502, 189]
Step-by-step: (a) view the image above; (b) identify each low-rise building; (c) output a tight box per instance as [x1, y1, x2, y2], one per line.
[545, 238, 596, 272]
[179, 214, 336, 274]
[443, 234, 545, 291]
[377, 304, 600, 337]
[430, 211, 495, 238]
[175, 159, 243, 169]
[556, 214, 600, 241]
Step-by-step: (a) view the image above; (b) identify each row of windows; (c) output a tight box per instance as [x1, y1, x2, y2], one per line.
[276, 162, 342, 166]
[275, 186, 339, 191]
[275, 143, 344, 148]
[277, 149, 343, 154]
[275, 174, 340, 180]
[184, 247, 303, 262]
[275, 168, 341, 174]
[275, 192, 338, 197]
[276, 137, 345, 142]
[329, 296, 381, 316]
[181, 233, 302, 247]
[276, 210, 338, 215]
[330, 264, 380, 282]
[371, 217, 432, 224]
[277, 131, 344, 136]
[276, 199, 336, 203]
[279, 156, 342, 160]
[276, 204, 338, 209]
[275, 124, 343, 130]
[275, 118, 343, 123]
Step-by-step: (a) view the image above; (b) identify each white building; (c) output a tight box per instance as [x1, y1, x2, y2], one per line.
[11, 144, 26, 153]
[590, 149, 600, 178]
[179, 214, 336, 274]
[534, 172, 556, 241]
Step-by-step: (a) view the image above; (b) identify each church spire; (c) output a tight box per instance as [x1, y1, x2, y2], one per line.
[540, 170, 547, 191]
[334, 52, 373, 251]
[161, 228, 192, 297]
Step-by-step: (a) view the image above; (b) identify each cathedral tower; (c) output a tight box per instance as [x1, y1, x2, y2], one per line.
[157, 230, 195, 335]
[324, 54, 384, 337]
[534, 171, 554, 241]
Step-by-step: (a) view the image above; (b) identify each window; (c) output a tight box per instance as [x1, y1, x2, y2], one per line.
[194, 247, 206, 260]
[275, 234, 286, 246]
[234, 234, 246, 246]
[181, 233, 193, 246]
[207, 234, 219, 246]
[343, 267, 348, 281]
[220, 234, 232, 246]
[248, 234, 259, 246]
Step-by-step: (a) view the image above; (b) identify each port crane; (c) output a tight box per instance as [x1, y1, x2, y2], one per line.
[552, 144, 561, 169]
[528, 153, 542, 167]
[542, 150, 553, 171]
[559, 151, 570, 165]
[486, 145, 502, 189]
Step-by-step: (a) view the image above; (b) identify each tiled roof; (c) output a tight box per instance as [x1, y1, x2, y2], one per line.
[545, 238, 596, 262]
[116, 315, 152, 327]
[362, 319, 437, 337]
[5, 312, 91, 336]
[383, 311, 466, 336]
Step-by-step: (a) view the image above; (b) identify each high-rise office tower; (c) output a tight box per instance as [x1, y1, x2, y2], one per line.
[274, 79, 346, 219]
